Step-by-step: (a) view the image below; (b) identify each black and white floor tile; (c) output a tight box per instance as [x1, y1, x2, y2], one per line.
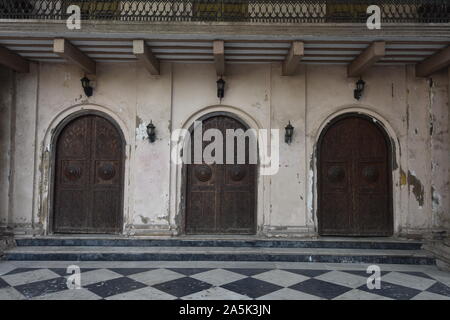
[0, 262, 450, 300]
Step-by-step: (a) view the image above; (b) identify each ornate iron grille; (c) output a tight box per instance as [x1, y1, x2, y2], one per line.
[0, 0, 448, 23]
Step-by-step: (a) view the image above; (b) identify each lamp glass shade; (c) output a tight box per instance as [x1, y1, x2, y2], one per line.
[356, 79, 365, 91]
[216, 78, 225, 90]
[80, 76, 90, 88]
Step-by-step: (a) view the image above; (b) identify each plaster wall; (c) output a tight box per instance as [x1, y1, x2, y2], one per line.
[0, 66, 13, 229]
[0, 61, 448, 238]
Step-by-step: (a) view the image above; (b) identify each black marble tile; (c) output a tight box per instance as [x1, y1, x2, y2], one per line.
[49, 267, 97, 276]
[357, 281, 421, 300]
[341, 270, 390, 278]
[108, 268, 156, 276]
[289, 278, 351, 300]
[398, 271, 435, 280]
[426, 282, 450, 297]
[224, 268, 271, 276]
[222, 277, 283, 299]
[153, 277, 212, 298]
[14, 277, 68, 299]
[0, 278, 9, 289]
[86, 277, 147, 298]
[3, 268, 42, 276]
[167, 268, 213, 276]
[283, 269, 330, 278]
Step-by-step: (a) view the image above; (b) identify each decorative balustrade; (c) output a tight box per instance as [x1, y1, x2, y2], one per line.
[0, 0, 448, 23]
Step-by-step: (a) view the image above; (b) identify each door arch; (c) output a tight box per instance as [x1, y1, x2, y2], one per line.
[51, 111, 125, 234]
[317, 113, 393, 236]
[184, 112, 257, 234]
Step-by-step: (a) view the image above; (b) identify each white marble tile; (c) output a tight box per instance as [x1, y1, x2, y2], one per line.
[333, 289, 393, 300]
[411, 291, 450, 300]
[191, 269, 247, 286]
[252, 269, 309, 287]
[257, 288, 323, 300]
[106, 286, 177, 300]
[32, 288, 102, 300]
[75, 269, 123, 287]
[2, 269, 60, 287]
[0, 287, 25, 300]
[0, 263, 16, 276]
[315, 271, 367, 289]
[381, 272, 436, 291]
[183, 287, 251, 300]
[129, 268, 184, 286]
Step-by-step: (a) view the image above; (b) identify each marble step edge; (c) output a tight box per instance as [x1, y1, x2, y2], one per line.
[13, 237, 424, 250]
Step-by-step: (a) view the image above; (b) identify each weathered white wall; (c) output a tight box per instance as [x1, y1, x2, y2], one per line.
[0, 66, 13, 230]
[1, 61, 448, 238]
[9, 64, 39, 233]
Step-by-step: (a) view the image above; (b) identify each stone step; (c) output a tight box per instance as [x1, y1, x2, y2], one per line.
[3, 246, 435, 265]
[13, 237, 424, 250]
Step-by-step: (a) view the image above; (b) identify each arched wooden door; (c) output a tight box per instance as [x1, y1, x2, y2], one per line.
[52, 113, 124, 234]
[185, 114, 257, 234]
[318, 114, 393, 236]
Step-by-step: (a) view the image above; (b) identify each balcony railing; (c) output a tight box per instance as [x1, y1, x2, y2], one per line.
[0, 0, 449, 23]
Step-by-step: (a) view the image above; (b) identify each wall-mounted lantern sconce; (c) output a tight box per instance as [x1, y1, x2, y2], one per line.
[354, 78, 365, 100]
[217, 77, 225, 100]
[285, 121, 294, 144]
[146, 121, 156, 143]
[80, 76, 93, 97]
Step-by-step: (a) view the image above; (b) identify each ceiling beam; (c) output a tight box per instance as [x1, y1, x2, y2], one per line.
[0, 46, 29, 73]
[53, 38, 96, 75]
[282, 41, 304, 76]
[133, 40, 160, 76]
[416, 46, 450, 77]
[213, 40, 225, 76]
[347, 41, 385, 77]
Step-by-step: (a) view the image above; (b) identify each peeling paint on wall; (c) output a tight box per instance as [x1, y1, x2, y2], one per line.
[390, 137, 398, 170]
[139, 215, 149, 224]
[400, 169, 407, 186]
[408, 171, 425, 207]
[136, 115, 143, 128]
[136, 122, 148, 141]
[432, 186, 441, 211]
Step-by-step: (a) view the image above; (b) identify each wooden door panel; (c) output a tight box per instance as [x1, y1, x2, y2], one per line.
[357, 194, 390, 234]
[53, 114, 124, 234]
[58, 117, 90, 159]
[186, 191, 216, 234]
[93, 117, 122, 159]
[91, 190, 121, 232]
[186, 115, 256, 234]
[220, 190, 254, 233]
[319, 115, 392, 236]
[320, 193, 352, 234]
[53, 190, 87, 232]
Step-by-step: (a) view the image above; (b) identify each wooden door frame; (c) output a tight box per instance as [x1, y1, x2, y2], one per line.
[316, 112, 394, 237]
[180, 111, 258, 235]
[48, 110, 126, 235]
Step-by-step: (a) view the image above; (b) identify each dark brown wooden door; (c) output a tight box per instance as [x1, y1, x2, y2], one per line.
[318, 115, 393, 236]
[186, 115, 256, 234]
[53, 114, 124, 234]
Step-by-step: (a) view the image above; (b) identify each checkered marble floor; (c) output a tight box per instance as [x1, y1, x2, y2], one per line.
[0, 261, 449, 300]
